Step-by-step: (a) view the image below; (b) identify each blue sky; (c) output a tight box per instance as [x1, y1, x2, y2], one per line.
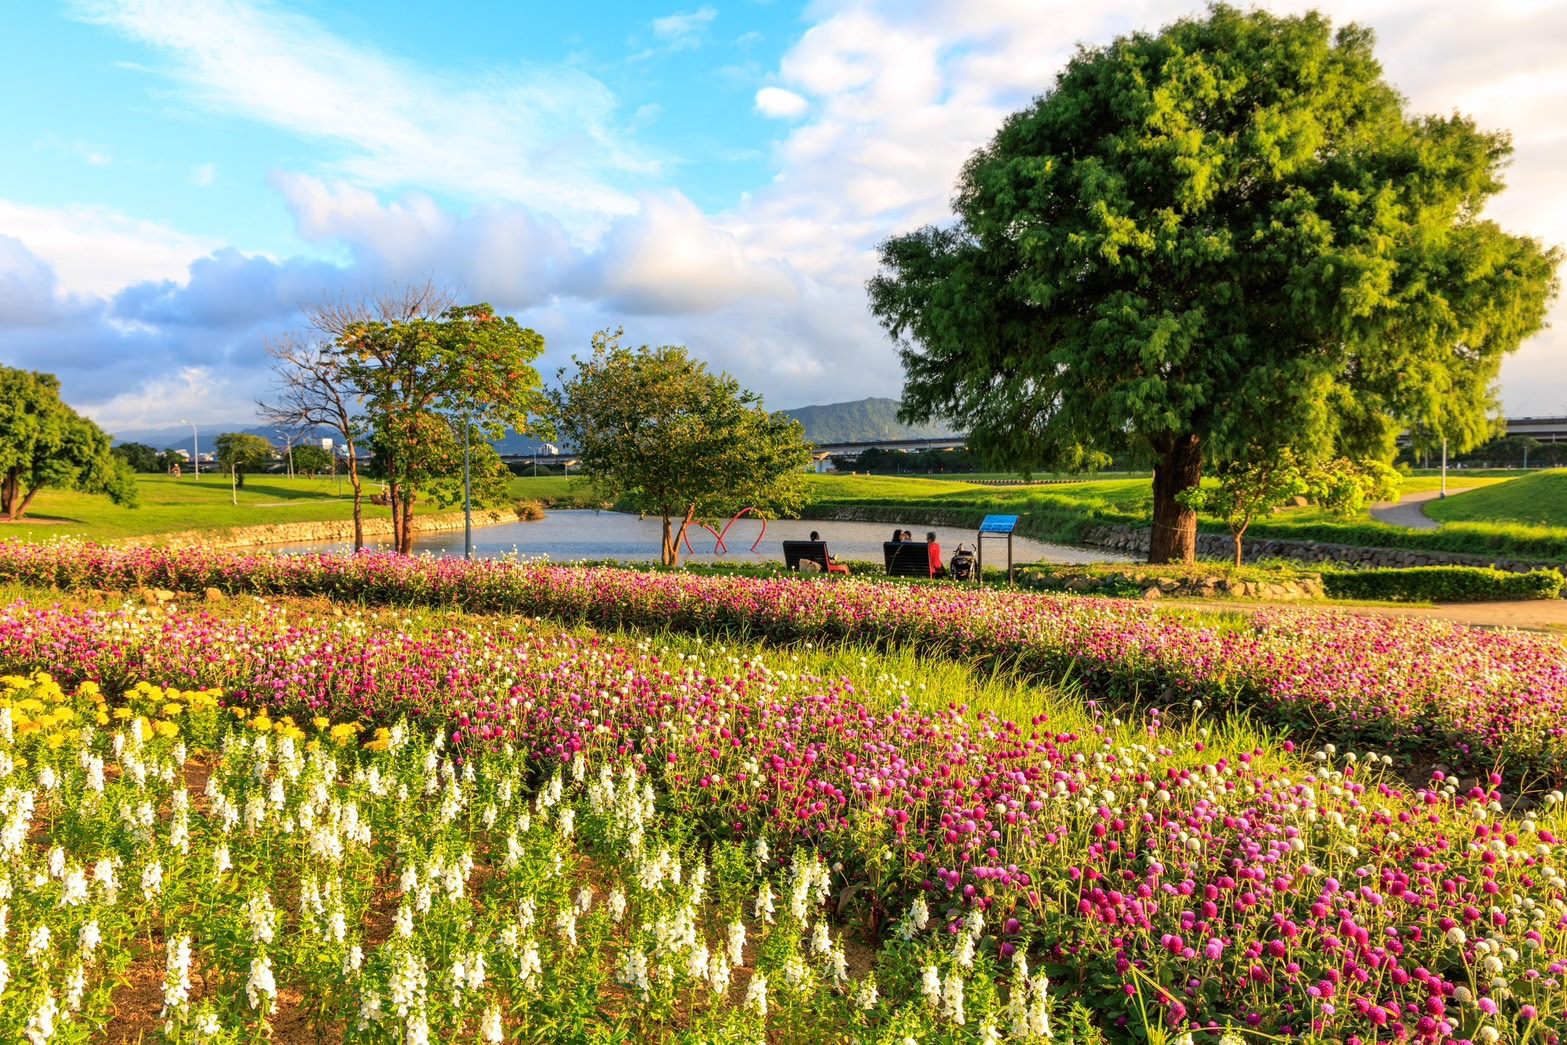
[2, 0, 1564, 432]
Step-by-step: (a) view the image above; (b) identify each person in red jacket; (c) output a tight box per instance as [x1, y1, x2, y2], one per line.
[925, 531, 947, 578]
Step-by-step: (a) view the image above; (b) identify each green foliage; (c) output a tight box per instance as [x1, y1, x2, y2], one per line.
[111, 441, 162, 473]
[1424, 469, 1567, 528]
[335, 302, 547, 553]
[1321, 566, 1565, 603]
[288, 443, 334, 475]
[869, 5, 1561, 564]
[1184, 449, 1398, 565]
[547, 330, 815, 565]
[0, 366, 137, 520]
[213, 432, 274, 473]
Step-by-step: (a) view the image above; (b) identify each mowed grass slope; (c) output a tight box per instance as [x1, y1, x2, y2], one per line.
[799, 470, 1567, 560]
[1425, 468, 1567, 527]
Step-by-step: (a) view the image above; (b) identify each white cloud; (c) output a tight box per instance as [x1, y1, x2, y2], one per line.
[652, 7, 717, 47]
[0, 198, 216, 298]
[189, 162, 217, 187]
[754, 87, 809, 119]
[8, 0, 1564, 426]
[70, 0, 652, 230]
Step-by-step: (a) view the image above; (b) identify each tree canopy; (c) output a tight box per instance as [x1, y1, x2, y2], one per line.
[0, 367, 137, 520]
[335, 302, 546, 554]
[111, 442, 162, 473]
[548, 331, 813, 566]
[214, 433, 275, 474]
[868, 5, 1560, 562]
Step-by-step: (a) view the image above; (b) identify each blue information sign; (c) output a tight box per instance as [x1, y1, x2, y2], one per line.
[978, 514, 1019, 534]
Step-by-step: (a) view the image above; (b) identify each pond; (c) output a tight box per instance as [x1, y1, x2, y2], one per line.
[275, 510, 1131, 565]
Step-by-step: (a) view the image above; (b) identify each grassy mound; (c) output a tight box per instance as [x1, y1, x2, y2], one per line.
[1425, 468, 1567, 528]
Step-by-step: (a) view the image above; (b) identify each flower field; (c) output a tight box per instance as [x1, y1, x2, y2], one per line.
[1, 541, 1565, 784]
[0, 584, 1564, 1043]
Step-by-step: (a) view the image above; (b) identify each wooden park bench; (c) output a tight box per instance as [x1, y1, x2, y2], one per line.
[782, 540, 847, 574]
[883, 541, 937, 578]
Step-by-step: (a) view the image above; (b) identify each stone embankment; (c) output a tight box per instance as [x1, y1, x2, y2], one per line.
[117, 509, 511, 551]
[1080, 524, 1566, 576]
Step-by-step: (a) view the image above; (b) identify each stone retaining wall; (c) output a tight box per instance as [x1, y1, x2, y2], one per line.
[1079, 524, 1567, 576]
[118, 509, 510, 551]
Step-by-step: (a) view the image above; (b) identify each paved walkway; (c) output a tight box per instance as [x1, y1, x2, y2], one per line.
[1369, 488, 1444, 529]
[1165, 595, 1567, 635]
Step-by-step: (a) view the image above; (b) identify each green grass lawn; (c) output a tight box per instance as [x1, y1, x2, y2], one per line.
[802, 470, 1567, 561]
[1424, 469, 1567, 527]
[0, 474, 367, 543]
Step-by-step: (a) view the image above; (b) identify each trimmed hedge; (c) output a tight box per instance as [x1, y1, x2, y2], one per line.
[1321, 565, 1565, 603]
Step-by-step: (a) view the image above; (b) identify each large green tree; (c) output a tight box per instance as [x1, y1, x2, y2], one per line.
[336, 302, 546, 553]
[0, 367, 137, 520]
[548, 331, 813, 566]
[868, 5, 1560, 562]
[214, 433, 275, 475]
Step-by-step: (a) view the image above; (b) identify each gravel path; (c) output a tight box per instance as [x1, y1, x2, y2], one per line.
[1369, 488, 1445, 529]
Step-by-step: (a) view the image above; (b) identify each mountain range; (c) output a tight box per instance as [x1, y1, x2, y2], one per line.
[109, 398, 957, 452]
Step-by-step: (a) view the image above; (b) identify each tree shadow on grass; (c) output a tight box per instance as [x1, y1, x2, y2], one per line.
[232, 481, 348, 502]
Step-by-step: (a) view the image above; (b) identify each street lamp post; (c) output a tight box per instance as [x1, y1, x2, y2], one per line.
[462, 413, 473, 561]
[1440, 436, 1448, 498]
[275, 430, 295, 479]
[179, 419, 199, 477]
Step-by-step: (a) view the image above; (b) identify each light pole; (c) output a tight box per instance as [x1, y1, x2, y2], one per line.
[179, 419, 199, 477]
[275, 430, 295, 479]
[1440, 436, 1448, 498]
[462, 413, 473, 561]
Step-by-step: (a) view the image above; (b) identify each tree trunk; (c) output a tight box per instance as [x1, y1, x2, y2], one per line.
[398, 490, 416, 555]
[345, 442, 363, 552]
[1233, 528, 1245, 568]
[661, 506, 697, 566]
[13, 485, 39, 521]
[1149, 434, 1203, 564]
[388, 479, 405, 555]
[1, 471, 16, 519]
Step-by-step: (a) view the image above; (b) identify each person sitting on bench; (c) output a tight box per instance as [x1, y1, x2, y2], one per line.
[782, 536, 848, 575]
[925, 531, 947, 579]
[810, 531, 849, 574]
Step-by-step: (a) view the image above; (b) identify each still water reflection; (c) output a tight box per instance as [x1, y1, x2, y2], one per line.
[276, 510, 1130, 566]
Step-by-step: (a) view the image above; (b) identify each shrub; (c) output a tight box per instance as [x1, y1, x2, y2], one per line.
[1321, 565, 1565, 602]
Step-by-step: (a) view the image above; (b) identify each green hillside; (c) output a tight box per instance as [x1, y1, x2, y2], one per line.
[1425, 469, 1567, 528]
[781, 397, 957, 443]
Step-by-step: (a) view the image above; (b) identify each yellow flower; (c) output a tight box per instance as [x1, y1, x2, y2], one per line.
[230, 706, 249, 719]
[278, 724, 305, 741]
[312, 716, 331, 731]
[113, 707, 133, 721]
[329, 722, 362, 746]
[162, 703, 183, 717]
[46, 732, 69, 750]
[251, 716, 273, 733]
[155, 720, 180, 739]
[76, 681, 101, 698]
[95, 712, 109, 726]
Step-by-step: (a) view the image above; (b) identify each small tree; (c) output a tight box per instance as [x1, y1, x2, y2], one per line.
[0, 367, 137, 520]
[289, 444, 333, 476]
[335, 302, 547, 554]
[214, 433, 275, 475]
[112, 442, 161, 473]
[1189, 448, 1399, 566]
[548, 330, 814, 566]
